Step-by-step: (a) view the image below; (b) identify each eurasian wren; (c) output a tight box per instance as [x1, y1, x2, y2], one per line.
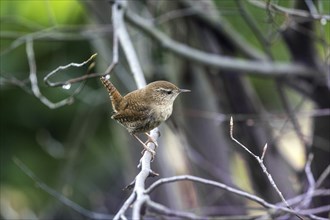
[100, 75, 190, 159]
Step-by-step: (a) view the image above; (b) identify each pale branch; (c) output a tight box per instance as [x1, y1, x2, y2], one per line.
[300, 154, 316, 209]
[230, 117, 303, 220]
[276, 81, 308, 147]
[304, 0, 318, 16]
[145, 175, 302, 216]
[43, 5, 120, 88]
[0, 75, 32, 94]
[307, 214, 329, 220]
[114, 0, 146, 88]
[281, 154, 318, 220]
[179, 0, 267, 61]
[124, 10, 320, 77]
[234, 0, 273, 59]
[131, 129, 159, 219]
[109, 1, 159, 219]
[13, 157, 113, 219]
[113, 192, 136, 220]
[300, 205, 330, 215]
[270, 97, 307, 146]
[276, 189, 330, 208]
[185, 109, 330, 124]
[1, 24, 113, 56]
[146, 199, 205, 220]
[248, 0, 330, 20]
[26, 38, 74, 109]
[43, 53, 98, 87]
[316, 165, 330, 188]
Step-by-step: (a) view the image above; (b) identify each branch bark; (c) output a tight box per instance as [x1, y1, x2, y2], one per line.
[124, 10, 321, 77]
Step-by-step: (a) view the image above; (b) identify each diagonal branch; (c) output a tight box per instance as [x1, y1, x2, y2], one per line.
[109, 1, 159, 219]
[146, 175, 297, 215]
[26, 38, 74, 109]
[13, 157, 113, 219]
[43, 53, 98, 87]
[230, 117, 304, 220]
[124, 10, 320, 77]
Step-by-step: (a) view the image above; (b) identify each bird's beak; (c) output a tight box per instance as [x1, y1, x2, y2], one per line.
[179, 89, 191, 93]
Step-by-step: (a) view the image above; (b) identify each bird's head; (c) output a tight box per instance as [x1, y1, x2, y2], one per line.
[145, 81, 190, 106]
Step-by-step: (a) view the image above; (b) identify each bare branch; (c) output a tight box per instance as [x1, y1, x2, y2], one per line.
[115, 0, 146, 88]
[235, 0, 273, 59]
[276, 189, 330, 207]
[108, 1, 159, 219]
[0, 75, 32, 94]
[300, 154, 316, 209]
[276, 81, 308, 147]
[13, 157, 113, 219]
[316, 165, 330, 188]
[124, 10, 320, 77]
[300, 205, 330, 215]
[179, 0, 267, 61]
[146, 175, 300, 215]
[43, 53, 98, 87]
[260, 143, 268, 161]
[230, 117, 258, 158]
[26, 38, 74, 109]
[230, 117, 303, 219]
[113, 193, 136, 220]
[248, 0, 330, 20]
[1, 24, 113, 56]
[147, 199, 205, 220]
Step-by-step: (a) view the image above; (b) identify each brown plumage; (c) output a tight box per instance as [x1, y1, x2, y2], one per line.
[100, 75, 190, 159]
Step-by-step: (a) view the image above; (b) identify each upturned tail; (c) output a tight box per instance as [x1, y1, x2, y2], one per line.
[100, 76, 123, 112]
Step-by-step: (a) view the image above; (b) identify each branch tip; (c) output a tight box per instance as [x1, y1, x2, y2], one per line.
[261, 143, 268, 160]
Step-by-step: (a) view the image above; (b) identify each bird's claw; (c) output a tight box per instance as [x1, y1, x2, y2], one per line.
[141, 147, 156, 161]
[144, 133, 159, 148]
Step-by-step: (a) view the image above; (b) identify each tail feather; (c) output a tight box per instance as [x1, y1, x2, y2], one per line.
[100, 76, 123, 112]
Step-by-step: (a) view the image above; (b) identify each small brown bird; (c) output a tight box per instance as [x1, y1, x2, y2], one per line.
[100, 75, 190, 159]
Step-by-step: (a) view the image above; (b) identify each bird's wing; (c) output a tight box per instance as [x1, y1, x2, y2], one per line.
[112, 101, 155, 133]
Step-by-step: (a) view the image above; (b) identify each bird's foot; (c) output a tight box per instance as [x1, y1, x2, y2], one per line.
[141, 146, 156, 161]
[144, 132, 159, 148]
[133, 134, 156, 161]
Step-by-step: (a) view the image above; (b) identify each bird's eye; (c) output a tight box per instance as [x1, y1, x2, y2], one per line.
[157, 88, 173, 95]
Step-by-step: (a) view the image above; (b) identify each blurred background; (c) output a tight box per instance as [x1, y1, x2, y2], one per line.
[1, 0, 329, 219]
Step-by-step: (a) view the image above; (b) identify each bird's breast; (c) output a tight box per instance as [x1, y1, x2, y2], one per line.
[153, 104, 173, 122]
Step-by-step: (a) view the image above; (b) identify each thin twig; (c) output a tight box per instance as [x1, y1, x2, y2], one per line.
[235, 0, 273, 59]
[42, 6, 120, 88]
[300, 205, 330, 215]
[113, 192, 136, 220]
[0, 75, 32, 94]
[43, 53, 98, 87]
[276, 189, 330, 207]
[276, 81, 308, 147]
[147, 199, 205, 220]
[146, 175, 299, 215]
[248, 0, 330, 20]
[109, 1, 158, 219]
[115, 0, 146, 88]
[179, 0, 266, 61]
[13, 157, 113, 220]
[316, 165, 330, 188]
[307, 214, 329, 220]
[1, 24, 113, 56]
[125, 10, 320, 77]
[300, 154, 316, 209]
[230, 117, 304, 220]
[26, 38, 74, 109]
